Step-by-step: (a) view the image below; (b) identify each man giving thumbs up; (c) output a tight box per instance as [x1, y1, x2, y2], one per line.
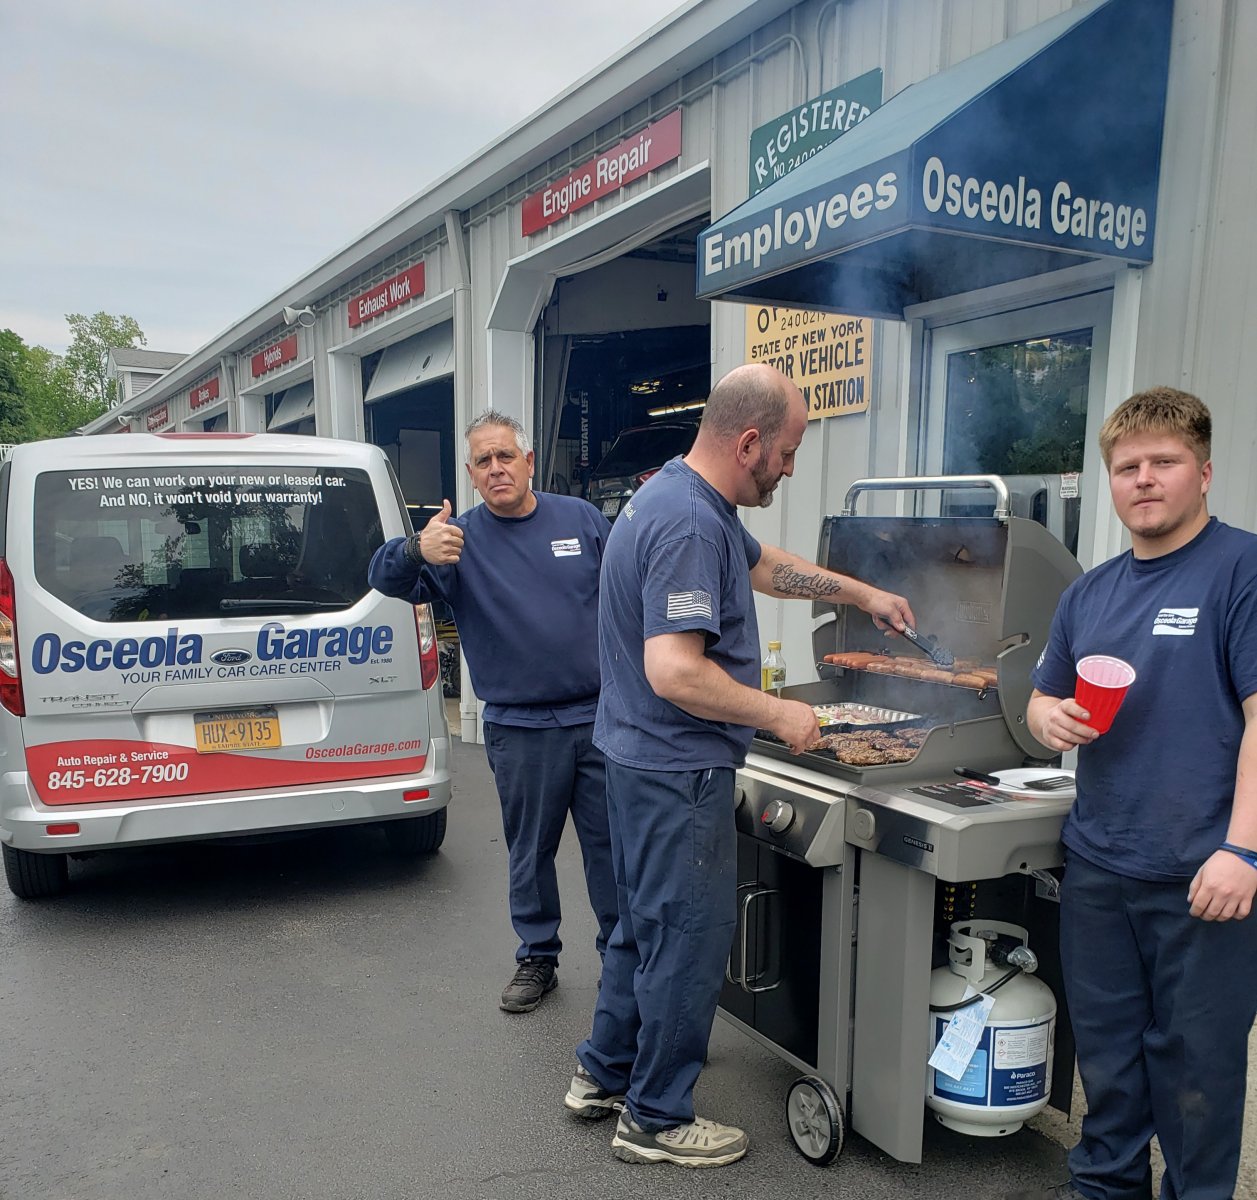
[368, 410, 617, 1015]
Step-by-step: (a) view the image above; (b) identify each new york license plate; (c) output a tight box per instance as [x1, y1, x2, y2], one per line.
[193, 706, 281, 753]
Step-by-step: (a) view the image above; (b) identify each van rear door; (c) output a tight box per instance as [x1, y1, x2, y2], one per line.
[18, 454, 431, 806]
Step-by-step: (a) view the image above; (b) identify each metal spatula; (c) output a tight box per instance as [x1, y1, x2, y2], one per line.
[954, 767, 1074, 791]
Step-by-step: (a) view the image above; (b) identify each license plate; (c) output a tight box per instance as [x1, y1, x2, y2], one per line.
[601, 498, 621, 517]
[193, 706, 281, 753]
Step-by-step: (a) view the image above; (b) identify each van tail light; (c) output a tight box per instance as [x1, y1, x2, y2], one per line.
[635, 468, 661, 487]
[413, 604, 440, 692]
[0, 559, 24, 716]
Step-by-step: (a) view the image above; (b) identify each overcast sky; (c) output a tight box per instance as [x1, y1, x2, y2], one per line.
[1, 0, 684, 355]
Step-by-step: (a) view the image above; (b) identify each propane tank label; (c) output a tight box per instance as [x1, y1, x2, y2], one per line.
[928, 989, 996, 1080]
[930, 1017, 1053, 1107]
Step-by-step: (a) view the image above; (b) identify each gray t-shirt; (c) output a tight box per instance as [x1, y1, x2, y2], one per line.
[594, 458, 762, 771]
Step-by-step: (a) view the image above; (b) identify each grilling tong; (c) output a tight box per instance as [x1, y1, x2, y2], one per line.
[953, 766, 1075, 791]
[900, 623, 955, 668]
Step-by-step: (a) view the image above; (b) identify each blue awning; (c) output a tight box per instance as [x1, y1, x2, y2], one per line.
[696, 0, 1172, 319]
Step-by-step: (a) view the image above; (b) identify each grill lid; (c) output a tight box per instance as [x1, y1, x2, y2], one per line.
[812, 475, 1083, 760]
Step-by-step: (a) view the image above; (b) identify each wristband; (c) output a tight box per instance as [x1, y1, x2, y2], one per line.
[1219, 841, 1257, 870]
[402, 533, 425, 567]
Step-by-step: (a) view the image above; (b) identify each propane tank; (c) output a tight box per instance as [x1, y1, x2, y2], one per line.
[926, 920, 1056, 1137]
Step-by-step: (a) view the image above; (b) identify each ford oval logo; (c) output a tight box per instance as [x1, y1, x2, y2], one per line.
[211, 648, 252, 665]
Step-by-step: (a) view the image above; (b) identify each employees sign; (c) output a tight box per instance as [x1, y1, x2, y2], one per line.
[745, 306, 872, 419]
[522, 110, 683, 236]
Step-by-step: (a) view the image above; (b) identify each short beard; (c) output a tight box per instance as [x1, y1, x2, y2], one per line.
[752, 457, 778, 508]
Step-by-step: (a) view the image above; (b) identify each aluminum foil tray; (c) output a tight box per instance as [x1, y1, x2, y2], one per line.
[812, 702, 922, 732]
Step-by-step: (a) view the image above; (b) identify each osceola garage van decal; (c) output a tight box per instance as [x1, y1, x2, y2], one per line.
[26, 740, 428, 806]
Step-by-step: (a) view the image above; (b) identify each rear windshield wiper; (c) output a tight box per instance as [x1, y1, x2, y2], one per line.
[218, 598, 349, 611]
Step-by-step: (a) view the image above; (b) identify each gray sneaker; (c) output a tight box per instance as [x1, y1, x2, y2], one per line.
[564, 1066, 625, 1119]
[611, 1112, 748, 1168]
[499, 959, 557, 1013]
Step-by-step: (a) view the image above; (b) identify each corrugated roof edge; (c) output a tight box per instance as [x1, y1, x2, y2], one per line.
[85, 0, 796, 434]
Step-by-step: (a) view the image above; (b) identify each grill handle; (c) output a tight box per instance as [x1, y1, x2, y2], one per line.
[727, 885, 782, 994]
[840, 474, 1011, 519]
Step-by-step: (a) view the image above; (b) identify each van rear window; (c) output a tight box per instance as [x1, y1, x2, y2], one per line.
[33, 466, 385, 622]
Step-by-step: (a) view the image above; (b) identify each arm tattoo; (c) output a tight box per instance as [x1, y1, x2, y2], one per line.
[770, 562, 840, 599]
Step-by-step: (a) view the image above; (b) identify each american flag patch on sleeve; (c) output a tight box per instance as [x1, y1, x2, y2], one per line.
[666, 590, 713, 621]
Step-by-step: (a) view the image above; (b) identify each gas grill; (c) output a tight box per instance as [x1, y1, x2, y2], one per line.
[718, 476, 1083, 1166]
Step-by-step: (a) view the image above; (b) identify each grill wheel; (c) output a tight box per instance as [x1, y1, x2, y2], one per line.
[786, 1073, 845, 1165]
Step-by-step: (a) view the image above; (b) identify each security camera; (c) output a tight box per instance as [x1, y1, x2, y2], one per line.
[116, 413, 130, 429]
[282, 305, 317, 328]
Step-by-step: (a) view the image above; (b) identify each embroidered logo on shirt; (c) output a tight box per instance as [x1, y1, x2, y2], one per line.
[551, 538, 582, 557]
[1152, 607, 1199, 636]
[667, 590, 713, 621]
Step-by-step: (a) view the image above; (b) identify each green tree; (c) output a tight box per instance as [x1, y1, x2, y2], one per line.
[63, 311, 146, 409]
[0, 330, 33, 443]
[0, 325, 118, 441]
[22, 343, 99, 435]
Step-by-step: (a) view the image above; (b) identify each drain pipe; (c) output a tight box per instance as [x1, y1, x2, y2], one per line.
[444, 207, 483, 745]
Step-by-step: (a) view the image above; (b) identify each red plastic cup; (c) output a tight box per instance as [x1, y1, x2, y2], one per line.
[1075, 655, 1136, 734]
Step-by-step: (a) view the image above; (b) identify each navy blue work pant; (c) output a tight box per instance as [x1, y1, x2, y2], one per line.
[1061, 851, 1257, 1200]
[576, 760, 737, 1131]
[482, 721, 617, 964]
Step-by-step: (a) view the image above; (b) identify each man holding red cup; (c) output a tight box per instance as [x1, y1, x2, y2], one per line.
[1008, 388, 1257, 1200]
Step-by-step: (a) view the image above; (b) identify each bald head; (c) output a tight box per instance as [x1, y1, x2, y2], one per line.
[686, 364, 808, 509]
[698, 363, 805, 449]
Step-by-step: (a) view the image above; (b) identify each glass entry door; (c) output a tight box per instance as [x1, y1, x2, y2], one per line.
[921, 292, 1112, 563]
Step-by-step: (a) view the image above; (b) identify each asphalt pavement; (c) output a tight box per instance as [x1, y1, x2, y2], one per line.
[0, 732, 1091, 1200]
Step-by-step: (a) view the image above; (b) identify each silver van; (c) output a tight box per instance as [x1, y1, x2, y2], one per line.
[0, 433, 451, 898]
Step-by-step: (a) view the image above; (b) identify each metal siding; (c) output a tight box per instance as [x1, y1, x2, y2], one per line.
[1132, 0, 1257, 533]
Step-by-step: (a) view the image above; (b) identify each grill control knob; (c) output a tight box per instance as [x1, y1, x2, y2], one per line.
[851, 808, 876, 841]
[733, 786, 746, 811]
[761, 798, 795, 834]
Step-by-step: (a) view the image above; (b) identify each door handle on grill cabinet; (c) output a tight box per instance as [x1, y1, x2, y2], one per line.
[734, 886, 782, 994]
[726, 881, 760, 985]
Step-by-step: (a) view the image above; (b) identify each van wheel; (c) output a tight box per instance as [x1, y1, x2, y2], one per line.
[381, 809, 447, 855]
[3, 844, 70, 899]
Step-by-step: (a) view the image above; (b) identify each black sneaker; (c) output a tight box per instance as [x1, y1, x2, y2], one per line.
[564, 1065, 625, 1119]
[611, 1112, 748, 1168]
[499, 959, 557, 1013]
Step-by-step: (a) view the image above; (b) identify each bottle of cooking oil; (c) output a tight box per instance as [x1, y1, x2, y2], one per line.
[761, 641, 786, 695]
